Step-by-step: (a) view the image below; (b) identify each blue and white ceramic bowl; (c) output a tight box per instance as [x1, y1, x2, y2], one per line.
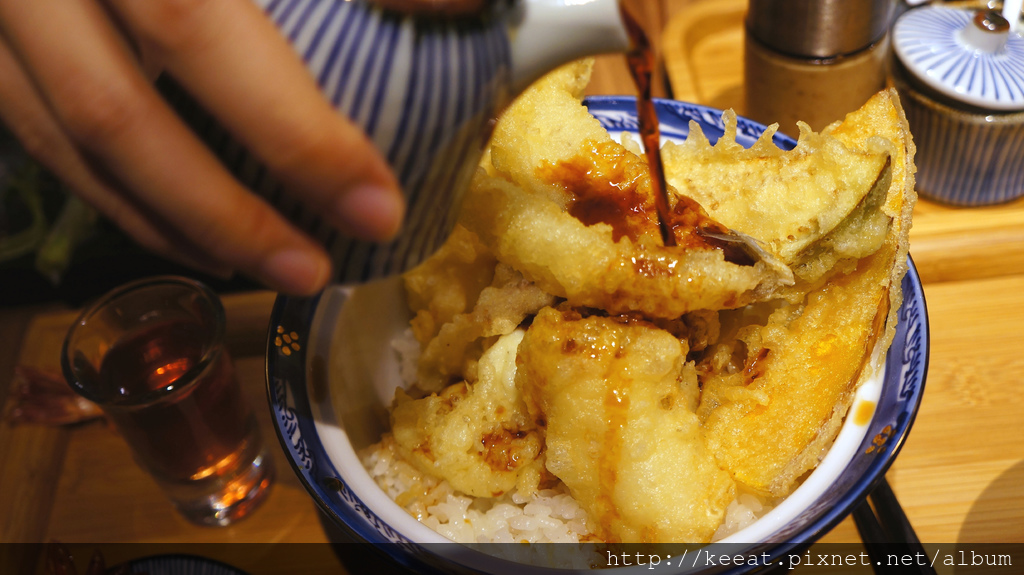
[266, 98, 930, 573]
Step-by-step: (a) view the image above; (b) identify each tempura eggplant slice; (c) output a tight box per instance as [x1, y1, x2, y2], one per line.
[662, 90, 913, 292]
[661, 113, 890, 272]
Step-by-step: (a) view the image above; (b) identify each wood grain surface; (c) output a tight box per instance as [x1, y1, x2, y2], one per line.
[2, 1, 1023, 573]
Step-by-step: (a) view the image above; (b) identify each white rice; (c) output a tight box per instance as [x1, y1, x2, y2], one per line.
[361, 436, 594, 545]
[390, 327, 421, 389]
[712, 492, 770, 542]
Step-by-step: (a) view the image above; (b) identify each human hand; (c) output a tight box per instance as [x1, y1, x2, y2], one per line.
[0, 0, 405, 295]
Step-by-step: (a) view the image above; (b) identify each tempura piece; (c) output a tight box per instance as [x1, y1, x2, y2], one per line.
[517, 307, 736, 543]
[660, 115, 889, 261]
[463, 173, 786, 318]
[698, 247, 891, 497]
[459, 62, 793, 319]
[391, 330, 544, 498]
[695, 90, 917, 497]
[826, 89, 917, 338]
[404, 224, 497, 345]
[414, 260, 555, 393]
[486, 59, 604, 207]
[661, 92, 907, 287]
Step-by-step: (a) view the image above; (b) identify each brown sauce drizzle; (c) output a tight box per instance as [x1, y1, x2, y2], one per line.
[621, 6, 675, 247]
[540, 19, 759, 267]
[599, 384, 629, 531]
[545, 143, 758, 266]
[546, 140, 650, 243]
[481, 427, 530, 472]
[625, 4, 758, 266]
[743, 348, 771, 384]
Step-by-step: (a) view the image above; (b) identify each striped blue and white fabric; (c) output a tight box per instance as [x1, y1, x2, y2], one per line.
[165, 0, 513, 283]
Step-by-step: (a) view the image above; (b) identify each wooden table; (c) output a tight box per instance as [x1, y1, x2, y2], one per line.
[2, 0, 1024, 572]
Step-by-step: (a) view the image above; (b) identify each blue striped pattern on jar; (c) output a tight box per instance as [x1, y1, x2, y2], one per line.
[893, 6, 1024, 112]
[164, 0, 513, 283]
[894, 65, 1024, 206]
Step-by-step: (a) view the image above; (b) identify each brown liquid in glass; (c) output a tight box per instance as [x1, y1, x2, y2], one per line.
[98, 319, 252, 481]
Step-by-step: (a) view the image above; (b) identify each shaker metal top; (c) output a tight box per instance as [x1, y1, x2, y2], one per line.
[747, 0, 893, 58]
[893, 6, 1024, 111]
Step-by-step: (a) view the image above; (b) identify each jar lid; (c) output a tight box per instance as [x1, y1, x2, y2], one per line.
[748, 0, 892, 58]
[893, 6, 1024, 111]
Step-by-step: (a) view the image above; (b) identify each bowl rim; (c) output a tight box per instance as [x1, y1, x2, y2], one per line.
[265, 96, 931, 573]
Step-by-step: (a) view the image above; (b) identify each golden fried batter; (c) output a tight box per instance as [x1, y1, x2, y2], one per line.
[826, 89, 917, 345]
[461, 172, 784, 318]
[371, 61, 917, 546]
[517, 307, 735, 543]
[404, 224, 496, 345]
[695, 90, 917, 498]
[391, 330, 544, 498]
[698, 246, 893, 497]
[414, 260, 555, 393]
[461, 62, 794, 318]
[661, 112, 891, 278]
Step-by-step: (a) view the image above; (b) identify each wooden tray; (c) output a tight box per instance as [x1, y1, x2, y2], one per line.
[661, 0, 1024, 285]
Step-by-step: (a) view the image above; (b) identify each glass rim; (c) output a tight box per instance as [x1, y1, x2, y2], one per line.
[60, 275, 227, 408]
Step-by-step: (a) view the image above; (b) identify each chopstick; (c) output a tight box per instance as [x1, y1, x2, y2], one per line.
[852, 476, 937, 575]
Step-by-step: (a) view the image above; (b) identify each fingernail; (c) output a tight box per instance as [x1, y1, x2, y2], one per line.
[262, 248, 330, 295]
[334, 184, 405, 241]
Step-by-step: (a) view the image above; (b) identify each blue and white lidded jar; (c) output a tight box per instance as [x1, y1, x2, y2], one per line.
[892, 5, 1024, 206]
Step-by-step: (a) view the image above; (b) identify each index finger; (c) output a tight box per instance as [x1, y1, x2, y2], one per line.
[0, 0, 333, 294]
[107, 0, 405, 242]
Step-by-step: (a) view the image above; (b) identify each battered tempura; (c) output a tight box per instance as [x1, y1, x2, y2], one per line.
[368, 59, 916, 544]
[517, 307, 735, 543]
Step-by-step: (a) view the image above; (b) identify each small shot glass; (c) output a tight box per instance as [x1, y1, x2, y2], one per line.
[61, 276, 274, 526]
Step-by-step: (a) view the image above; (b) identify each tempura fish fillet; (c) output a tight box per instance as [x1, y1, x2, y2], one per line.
[463, 173, 785, 318]
[486, 59, 606, 206]
[517, 307, 736, 543]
